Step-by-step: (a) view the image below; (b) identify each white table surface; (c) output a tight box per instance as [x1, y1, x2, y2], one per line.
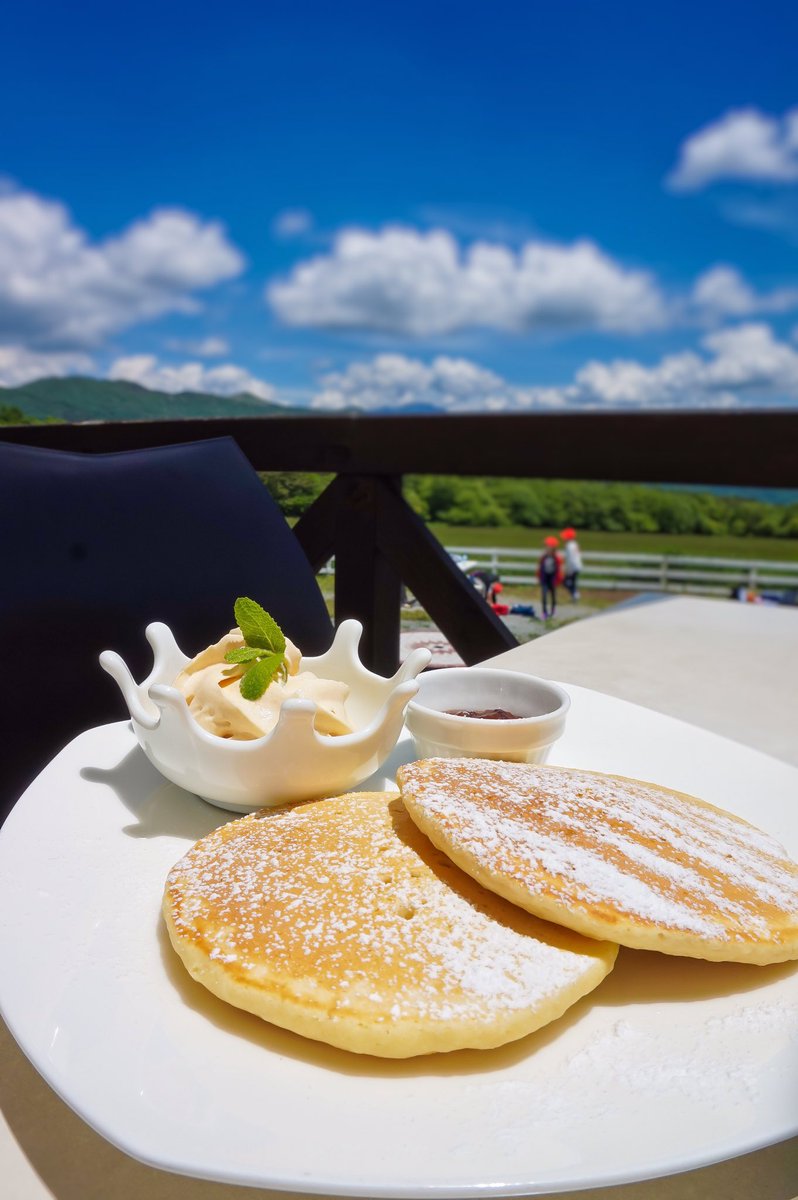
[2, 594, 797, 1200]
[492, 595, 798, 768]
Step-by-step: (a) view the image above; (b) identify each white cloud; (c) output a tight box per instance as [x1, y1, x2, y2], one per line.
[165, 336, 230, 357]
[271, 209, 314, 239]
[668, 107, 798, 191]
[0, 186, 245, 349]
[270, 223, 798, 340]
[0, 344, 94, 387]
[699, 323, 798, 392]
[312, 354, 520, 411]
[311, 324, 798, 412]
[268, 225, 667, 337]
[108, 355, 276, 402]
[574, 323, 798, 407]
[690, 264, 798, 320]
[310, 352, 618, 413]
[572, 353, 705, 407]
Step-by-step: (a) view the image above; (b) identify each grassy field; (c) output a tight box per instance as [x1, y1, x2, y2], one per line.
[430, 524, 798, 562]
[289, 507, 797, 563]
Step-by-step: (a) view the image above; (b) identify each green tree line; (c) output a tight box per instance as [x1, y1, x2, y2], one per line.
[0, 404, 60, 426]
[261, 472, 798, 539]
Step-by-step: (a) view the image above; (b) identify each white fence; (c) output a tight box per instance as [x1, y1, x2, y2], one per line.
[445, 546, 798, 598]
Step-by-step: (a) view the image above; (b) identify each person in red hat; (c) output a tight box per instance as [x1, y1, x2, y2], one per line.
[537, 535, 563, 619]
[560, 527, 583, 601]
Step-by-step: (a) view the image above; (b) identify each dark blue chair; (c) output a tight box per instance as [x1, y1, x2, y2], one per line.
[0, 437, 333, 820]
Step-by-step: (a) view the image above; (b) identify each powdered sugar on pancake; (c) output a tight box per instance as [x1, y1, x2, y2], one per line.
[165, 792, 614, 1026]
[397, 759, 798, 958]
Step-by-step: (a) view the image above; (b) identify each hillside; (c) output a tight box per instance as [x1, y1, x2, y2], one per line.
[0, 376, 296, 423]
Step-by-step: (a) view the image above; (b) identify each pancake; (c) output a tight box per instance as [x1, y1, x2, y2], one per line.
[397, 758, 798, 965]
[163, 791, 617, 1057]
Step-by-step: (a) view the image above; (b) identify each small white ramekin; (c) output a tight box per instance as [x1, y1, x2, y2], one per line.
[404, 667, 570, 763]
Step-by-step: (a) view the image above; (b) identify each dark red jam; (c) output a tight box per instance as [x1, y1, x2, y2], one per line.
[445, 708, 520, 720]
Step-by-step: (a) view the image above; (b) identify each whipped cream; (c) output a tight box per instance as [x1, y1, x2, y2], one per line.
[174, 628, 352, 739]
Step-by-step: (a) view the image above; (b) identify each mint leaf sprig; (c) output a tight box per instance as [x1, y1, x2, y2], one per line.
[223, 597, 288, 700]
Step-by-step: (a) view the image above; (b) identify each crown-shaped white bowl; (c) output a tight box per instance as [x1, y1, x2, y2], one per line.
[100, 620, 430, 813]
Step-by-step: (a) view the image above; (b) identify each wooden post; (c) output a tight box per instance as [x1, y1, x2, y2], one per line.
[333, 475, 403, 675]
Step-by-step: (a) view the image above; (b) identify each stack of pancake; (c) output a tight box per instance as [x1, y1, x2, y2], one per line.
[163, 758, 798, 1058]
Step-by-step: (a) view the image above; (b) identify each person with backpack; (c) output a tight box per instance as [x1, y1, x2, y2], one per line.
[537, 535, 563, 619]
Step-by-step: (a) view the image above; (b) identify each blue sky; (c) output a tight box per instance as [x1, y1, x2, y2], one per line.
[3, 1, 798, 411]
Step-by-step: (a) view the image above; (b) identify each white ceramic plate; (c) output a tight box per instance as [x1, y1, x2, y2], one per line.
[1, 684, 796, 1198]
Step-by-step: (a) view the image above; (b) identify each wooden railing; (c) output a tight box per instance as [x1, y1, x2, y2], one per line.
[3, 409, 796, 671]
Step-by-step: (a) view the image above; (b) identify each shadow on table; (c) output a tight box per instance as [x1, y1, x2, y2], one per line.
[597, 944, 798, 1008]
[158, 917, 595, 1079]
[81, 745, 230, 842]
[159, 917, 796, 1082]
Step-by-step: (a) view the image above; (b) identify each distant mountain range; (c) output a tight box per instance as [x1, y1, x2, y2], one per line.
[0, 376, 297, 423]
[3, 377, 797, 505]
